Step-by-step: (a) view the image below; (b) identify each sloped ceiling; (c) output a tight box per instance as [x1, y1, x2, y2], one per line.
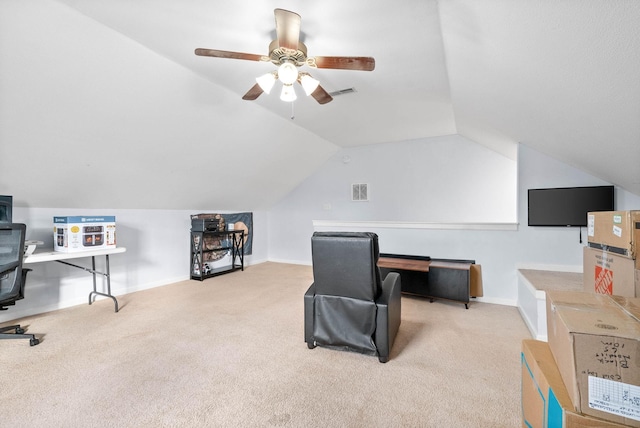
[1, 0, 639, 211]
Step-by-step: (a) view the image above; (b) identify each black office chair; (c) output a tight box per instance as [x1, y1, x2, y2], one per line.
[0, 223, 39, 346]
[304, 232, 401, 363]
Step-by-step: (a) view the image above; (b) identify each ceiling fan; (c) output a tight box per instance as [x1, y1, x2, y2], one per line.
[195, 8, 375, 105]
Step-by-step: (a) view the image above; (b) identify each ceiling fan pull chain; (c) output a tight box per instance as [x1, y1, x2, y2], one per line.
[291, 101, 295, 120]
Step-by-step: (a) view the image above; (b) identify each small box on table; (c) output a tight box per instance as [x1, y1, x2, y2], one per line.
[54, 216, 116, 253]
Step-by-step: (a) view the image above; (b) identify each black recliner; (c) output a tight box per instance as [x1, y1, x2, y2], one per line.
[304, 232, 401, 363]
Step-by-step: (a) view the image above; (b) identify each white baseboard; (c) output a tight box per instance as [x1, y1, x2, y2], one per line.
[471, 296, 517, 307]
[267, 257, 312, 266]
[0, 275, 190, 323]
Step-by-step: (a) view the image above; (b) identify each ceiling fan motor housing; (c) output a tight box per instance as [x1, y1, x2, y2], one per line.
[268, 40, 308, 67]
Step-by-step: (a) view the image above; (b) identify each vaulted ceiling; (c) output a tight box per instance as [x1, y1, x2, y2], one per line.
[1, 1, 639, 210]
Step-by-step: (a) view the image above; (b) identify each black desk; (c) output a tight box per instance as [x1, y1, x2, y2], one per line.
[379, 253, 482, 309]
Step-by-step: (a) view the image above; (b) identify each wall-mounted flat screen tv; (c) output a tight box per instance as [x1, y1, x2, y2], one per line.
[527, 185, 614, 227]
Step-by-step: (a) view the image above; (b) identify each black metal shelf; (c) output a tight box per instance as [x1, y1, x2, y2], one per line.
[190, 230, 245, 281]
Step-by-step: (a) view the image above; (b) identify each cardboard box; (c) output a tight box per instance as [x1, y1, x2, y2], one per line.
[54, 216, 116, 253]
[583, 246, 639, 298]
[522, 339, 629, 428]
[546, 291, 640, 426]
[588, 210, 640, 268]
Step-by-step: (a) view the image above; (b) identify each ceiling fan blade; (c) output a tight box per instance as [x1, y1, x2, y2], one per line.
[195, 48, 264, 62]
[312, 56, 375, 71]
[274, 9, 301, 51]
[242, 83, 264, 101]
[310, 85, 333, 105]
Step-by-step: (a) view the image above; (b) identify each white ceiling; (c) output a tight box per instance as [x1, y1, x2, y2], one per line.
[2, 0, 640, 210]
[53, 0, 458, 147]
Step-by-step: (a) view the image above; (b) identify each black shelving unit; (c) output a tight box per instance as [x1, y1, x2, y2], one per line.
[190, 230, 244, 280]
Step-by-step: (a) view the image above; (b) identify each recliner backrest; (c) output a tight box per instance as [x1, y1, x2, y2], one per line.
[311, 232, 382, 301]
[0, 223, 26, 305]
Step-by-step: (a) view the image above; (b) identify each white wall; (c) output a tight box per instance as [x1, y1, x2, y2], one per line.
[267, 140, 640, 305]
[4, 139, 640, 322]
[0, 207, 267, 323]
[268, 135, 517, 264]
[515, 145, 620, 268]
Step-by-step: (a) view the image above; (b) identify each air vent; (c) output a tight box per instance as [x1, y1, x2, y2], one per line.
[352, 183, 368, 201]
[329, 87, 357, 97]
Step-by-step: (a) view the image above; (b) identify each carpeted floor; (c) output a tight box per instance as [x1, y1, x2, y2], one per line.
[0, 262, 531, 427]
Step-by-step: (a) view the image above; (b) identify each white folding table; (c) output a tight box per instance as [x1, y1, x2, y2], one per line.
[24, 247, 126, 312]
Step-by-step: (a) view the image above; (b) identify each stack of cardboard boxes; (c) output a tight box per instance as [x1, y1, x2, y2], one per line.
[522, 292, 640, 427]
[522, 211, 640, 427]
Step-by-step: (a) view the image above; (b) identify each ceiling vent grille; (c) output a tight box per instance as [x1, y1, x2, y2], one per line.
[352, 183, 368, 201]
[329, 87, 357, 97]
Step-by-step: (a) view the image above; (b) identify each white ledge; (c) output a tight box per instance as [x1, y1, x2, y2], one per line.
[312, 220, 518, 231]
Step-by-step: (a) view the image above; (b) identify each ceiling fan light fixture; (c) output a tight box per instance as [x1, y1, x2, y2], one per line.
[280, 84, 297, 102]
[278, 62, 298, 85]
[300, 73, 320, 96]
[196, 9, 375, 105]
[256, 72, 276, 94]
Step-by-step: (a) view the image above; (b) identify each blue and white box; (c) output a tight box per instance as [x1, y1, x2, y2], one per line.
[54, 216, 116, 252]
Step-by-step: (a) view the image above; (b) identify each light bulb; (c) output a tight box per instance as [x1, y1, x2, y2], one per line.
[278, 62, 298, 85]
[280, 84, 297, 102]
[255, 72, 276, 94]
[300, 74, 320, 96]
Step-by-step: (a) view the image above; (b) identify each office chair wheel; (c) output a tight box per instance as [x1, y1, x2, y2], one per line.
[30, 338, 40, 346]
[16, 327, 25, 334]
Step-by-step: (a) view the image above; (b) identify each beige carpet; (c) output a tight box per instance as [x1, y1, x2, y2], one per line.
[1, 262, 531, 427]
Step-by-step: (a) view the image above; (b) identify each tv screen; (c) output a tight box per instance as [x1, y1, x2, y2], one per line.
[0, 195, 12, 223]
[527, 185, 614, 227]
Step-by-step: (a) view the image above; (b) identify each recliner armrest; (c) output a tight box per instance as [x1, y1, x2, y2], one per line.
[379, 272, 401, 305]
[375, 272, 401, 362]
[304, 283, 316, 345]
